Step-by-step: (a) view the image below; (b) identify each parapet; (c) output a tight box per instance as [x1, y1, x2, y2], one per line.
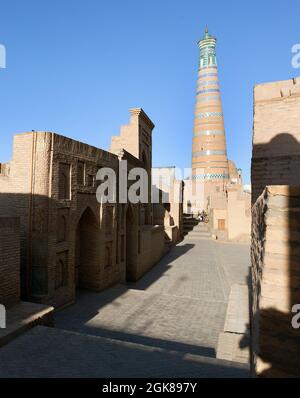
[254, 77, 300, 102]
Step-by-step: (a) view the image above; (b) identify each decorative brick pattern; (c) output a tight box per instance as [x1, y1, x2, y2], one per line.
[193, 150, 226, 157]
[0, 109, 170, 309]
[197, 88, 220, 95]
[196, 112, 223, 119]
[194, 130, 224, 136]
[192, 173, 229, 180]
[196, 96, 220, 103]
[190, 28, 229, 211]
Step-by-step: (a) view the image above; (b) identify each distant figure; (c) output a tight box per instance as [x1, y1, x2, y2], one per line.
[200, 210, 209, 223]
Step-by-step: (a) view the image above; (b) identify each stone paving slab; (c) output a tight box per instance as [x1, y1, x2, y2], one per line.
[213, 242, 251, 289]
[128, 239, 229, 302]
[216, 284, 250, 365]
[0, 326, 249, 378]
[55, 287, 226, 355]
[55, 237, 250, 362]
[0, 301, 54, 348]
[224, 284, 249, 335]
[216, 332, 250, 365]
[0, 234, 251, 377]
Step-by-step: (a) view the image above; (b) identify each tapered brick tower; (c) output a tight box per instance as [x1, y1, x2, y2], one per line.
[191, 27, 229, 211]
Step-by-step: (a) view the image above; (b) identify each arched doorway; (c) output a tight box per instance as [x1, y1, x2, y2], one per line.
[126, 205, 138, 281]
[75, 207, 101, 290]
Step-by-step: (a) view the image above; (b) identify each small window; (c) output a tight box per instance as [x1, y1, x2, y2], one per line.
[77, 161, 85, 185]
[57, 214, 67, 242]
[59, 163, 71, 200]
[87, 174, 94, 187]
[121, 235, 125, 262]
[138, 231, 141, 254]
[55, 258, 68, 289]
[105, 206, 113, 236]
[105, 243, 112, 268]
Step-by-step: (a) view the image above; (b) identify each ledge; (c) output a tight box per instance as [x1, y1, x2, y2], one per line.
[0, 301, 54, 348]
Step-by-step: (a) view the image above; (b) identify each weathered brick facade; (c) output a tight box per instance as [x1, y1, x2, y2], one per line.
[251, 78, 300, 377]
[0, 108, 167, 308]
[251, 186, 300, 377]
[252, 77, 300, 204]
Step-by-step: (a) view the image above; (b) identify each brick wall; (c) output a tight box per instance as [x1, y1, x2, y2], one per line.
[0, 131, 123, 308]
[0, 217, 20, 307]
[251, 186, 300, 377]
[0, 133, 38, 297]
[136, 225, 165, 280]
[42, 133, 121, 308]
[227, 187, 251, 241]
[251, 77, 300, 377]
[0, 108, 167, 308]
[252, 78, 300, 204]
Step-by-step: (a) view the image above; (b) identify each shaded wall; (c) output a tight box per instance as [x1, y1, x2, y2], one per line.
[136, 225, 165, 281]
[251, 186, 300, 377]
[0, 217, 20, 307]
[251, 77, 300, 377]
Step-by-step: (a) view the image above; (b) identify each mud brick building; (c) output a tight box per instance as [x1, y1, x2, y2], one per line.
[0, 108, 178, 309]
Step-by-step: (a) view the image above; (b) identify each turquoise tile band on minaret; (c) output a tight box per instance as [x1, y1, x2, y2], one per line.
[191, 26, 229, 199]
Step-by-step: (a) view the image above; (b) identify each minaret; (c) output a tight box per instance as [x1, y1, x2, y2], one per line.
[191, 27, 229, 211]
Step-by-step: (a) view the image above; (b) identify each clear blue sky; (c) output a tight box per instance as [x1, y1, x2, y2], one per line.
[1, 0, 300, 184]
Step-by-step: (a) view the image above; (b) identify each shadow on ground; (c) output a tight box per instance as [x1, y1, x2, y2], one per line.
[128, 243, 195, 291]
[0, 325, 249, 378]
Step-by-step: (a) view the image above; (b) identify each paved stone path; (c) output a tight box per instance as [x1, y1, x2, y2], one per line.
[0, 229, 251, 377]
[0, 325, 249, 378]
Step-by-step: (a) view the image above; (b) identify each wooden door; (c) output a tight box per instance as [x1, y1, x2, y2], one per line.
[218, 219, 225, 231]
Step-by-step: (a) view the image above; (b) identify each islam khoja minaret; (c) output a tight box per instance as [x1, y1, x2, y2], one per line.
[191, 27, 229, 211]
